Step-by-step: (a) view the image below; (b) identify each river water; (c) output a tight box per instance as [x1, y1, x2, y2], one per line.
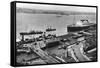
[16, 13, 96, 40]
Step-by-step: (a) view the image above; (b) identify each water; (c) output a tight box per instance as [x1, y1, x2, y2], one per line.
[16, 13, 96, 40]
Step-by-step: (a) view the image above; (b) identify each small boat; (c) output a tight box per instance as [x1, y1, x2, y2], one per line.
[46, 27, 56, 32]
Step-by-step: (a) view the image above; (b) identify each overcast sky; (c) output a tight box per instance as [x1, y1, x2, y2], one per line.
[17, 3, 96, 13]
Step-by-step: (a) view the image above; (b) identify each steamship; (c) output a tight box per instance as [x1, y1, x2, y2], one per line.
[67, 19, 96, 32]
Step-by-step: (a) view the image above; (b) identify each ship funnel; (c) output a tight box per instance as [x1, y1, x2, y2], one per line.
[76, 21, 83, 26]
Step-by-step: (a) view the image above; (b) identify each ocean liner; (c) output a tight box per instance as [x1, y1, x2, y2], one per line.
[67, 19, 96, 32]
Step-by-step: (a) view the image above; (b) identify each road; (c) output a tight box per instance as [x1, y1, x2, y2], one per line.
[69, 41, 91, 62]
[31, 45, 61, 64]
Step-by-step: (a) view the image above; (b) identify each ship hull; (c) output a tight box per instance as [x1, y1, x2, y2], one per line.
[67, 24, 96, 32]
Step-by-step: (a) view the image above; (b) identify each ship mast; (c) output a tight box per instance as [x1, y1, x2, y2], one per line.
[73, 14, 76, 25]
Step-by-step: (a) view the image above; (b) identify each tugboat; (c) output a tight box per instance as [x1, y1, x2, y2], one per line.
[46, 26, 56, 32]
[67, 19, 96, 32]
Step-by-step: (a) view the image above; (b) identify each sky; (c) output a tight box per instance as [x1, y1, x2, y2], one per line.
[16, 3, 96, 13]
